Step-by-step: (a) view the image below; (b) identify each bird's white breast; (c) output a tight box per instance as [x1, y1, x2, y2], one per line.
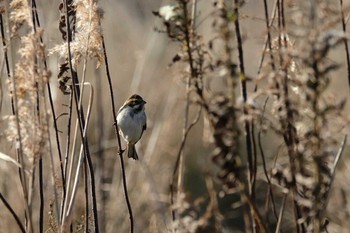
[117, 106, 146, 144]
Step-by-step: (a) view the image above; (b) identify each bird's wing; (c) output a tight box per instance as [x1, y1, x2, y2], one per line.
[117, 105, 125, 115]
[139, 122, 146, 139]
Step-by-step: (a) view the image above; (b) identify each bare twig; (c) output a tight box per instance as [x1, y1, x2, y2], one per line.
[251, 122, 258, 199]
[174, 0, 199, 219]
[233, 0, 253, 190]
[332, 135, 347, 174]
[204, 175, 223, 233]
[101, 36, 134, 233]
[31, 0, 66, 189]
[0, 15, 13, 113]
[275, 0, 303, 231]
[38, 158, 44, 233]
[233, 1, 254, 231]
[61, 92, 73, 220]
[170, 1, 203, 225]
[257, 0, 278, 77]
[30, 1, 63, 230]
[339, 0, 350, 89]
[275, 193, 287, 233]
[324, 135, 348, 209]
[258, 97, 279, 223]
[0, 191, 26, 233]
[3, 1, 33, 231]
[63, 82, 94, 227]
[244, 192, 268, 233]
[84, 157, 89, 233]
[62, 1, 99, 231]
[171, 106, 202, 220]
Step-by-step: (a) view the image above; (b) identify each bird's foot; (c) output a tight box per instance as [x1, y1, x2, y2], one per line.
[118, 148, 125, 156]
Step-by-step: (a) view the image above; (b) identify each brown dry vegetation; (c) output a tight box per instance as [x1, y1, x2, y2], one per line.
[1, 0, 350, 233]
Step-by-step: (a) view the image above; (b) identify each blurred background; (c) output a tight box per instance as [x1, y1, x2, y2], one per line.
[1, 0, 350, 232]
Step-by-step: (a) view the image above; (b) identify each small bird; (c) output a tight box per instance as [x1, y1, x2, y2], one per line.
[117, 94, 147, 160]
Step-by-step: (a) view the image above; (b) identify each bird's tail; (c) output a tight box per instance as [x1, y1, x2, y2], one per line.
[127, 143, 139, 160]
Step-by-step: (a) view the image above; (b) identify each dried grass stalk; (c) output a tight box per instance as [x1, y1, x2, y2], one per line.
[50, 0, 104, 69]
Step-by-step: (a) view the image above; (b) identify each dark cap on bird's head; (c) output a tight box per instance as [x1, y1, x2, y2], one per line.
[131, 94, 146, 103]
[126, 94, 146, 106]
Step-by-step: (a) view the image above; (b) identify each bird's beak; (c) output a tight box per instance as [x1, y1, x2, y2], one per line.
[144, 100, 147, 104]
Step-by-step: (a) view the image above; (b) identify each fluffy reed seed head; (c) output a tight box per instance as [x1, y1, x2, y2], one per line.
[5, 0, 49, 163]
[50, 0, 104, 69]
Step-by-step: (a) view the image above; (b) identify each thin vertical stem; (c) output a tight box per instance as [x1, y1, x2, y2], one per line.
[0, 15, 14, 113]
[0, 192, 26, 233]
[3, 1, 33, 231]
[176, 0, 198, 216]
[31, 1, 63, 226]
[233, 0, 253, 187]
[32, 0, 66, 192]
[258, 98, 278, 222]
[258, 0, 277, 75]
[95, 68, 106, 232]
[63, 0, 99, 232]
[39, 158, 44, 233]
[170, 1, 199, 225]
[277, 0, 304, 232]
[275, 194, 287, 233]
[339, 0, 350, 89]
[233, 1, 253, 232]
[61, 92, 73, 220]
[251, 124, 257, 199]
[84, 158, 89, 232]
[102, 37, 134, 233]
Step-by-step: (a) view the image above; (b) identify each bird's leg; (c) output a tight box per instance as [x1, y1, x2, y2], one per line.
[113, 121, 125, 155]
[117, 149, 125, 156]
